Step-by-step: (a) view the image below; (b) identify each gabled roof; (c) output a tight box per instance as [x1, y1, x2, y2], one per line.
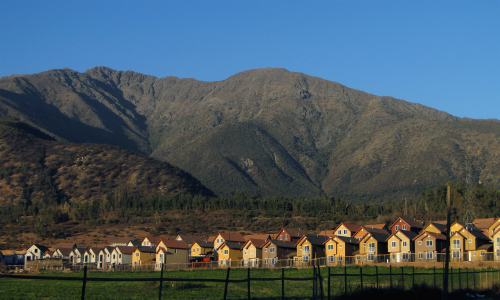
[361, 231, 390, 243]
[413, 231, 446, 241]
[176, 235, 205, 244]
[318, 230, 336, 237]
[144, 236, 168, 244]
[473, 218, 496, 230]
[115, 246, 135, 255]
[217, 241, 245, 251]
[216, 232, 246, 242]
[334, 223, 362, 233]
[244, 234, 272, 241]
[424, 222, 447, 233]
[389, 217, 423, 230]
[477, 244, 493, 251]
[56, 248, 74, 256]
[207, 236, 216, 242]
[296, 234, 329, 247]
[1, 250, 26, 256]
[364, 224, 389, 231]
[157, 240, 189, 249]
[334, 236, 359, 245]
[242, 239, 267, 250]
[460, 227, 491, 241]
[133, 246, 156, 254]
[263, 239, 296, 249]
[43, 250, 55, 256]
[386, 230, 418, 242]
[192, 240, 214, 248]
[73, 247, 88, 255]
[276, 228, 306, 238]
[30, 244, 50, 252]
[53, 243, 77, 249]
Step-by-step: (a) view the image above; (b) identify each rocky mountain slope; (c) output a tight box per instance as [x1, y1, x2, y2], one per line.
[1, 67, 499, 201]
[0, 117, 213, 206]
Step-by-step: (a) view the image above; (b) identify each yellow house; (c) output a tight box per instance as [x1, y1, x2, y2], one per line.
[132, 246, 156, 267]
[333, 223, 362, 237]
[472, 218, 497, 237]
[295, 234, 328, 264]
[217, 241, 243, 267]
[450, 231, 465, 261]
[449, 222, 465, 236]
[154, 240, 189, 270]
[487, 218, 500, 238]
[324, 236, 358, 265]
[421, 222, 447, 234]
[458, 226, 491, 261]
[190, 241, 214, 259]
[241, 239, 266, 267]
[386, 231, 418, 263]
[493, 227, 500, 261]
[359, 231, 389, 263]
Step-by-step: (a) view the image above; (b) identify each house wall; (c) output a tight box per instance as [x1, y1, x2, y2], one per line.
[167, 249, 189, 264]
[459, 229, 477, 251]
[450, 223, 464, 235]
[218, 246, 241, 265]
[424, 224, 443, 234]
[493, 231, 500, 261]
[391, 219, 411, 233]
[387, 236, 401, 254]
[297, 240, 312, 260]
[336, 225, 352, 237]
[395, 232, 412, 253]
[487, 220, 500, 237]
[325, 240, 337, 257]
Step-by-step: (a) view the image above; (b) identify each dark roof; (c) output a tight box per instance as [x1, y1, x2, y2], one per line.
[477, 244, 493, 251]
[462, 227, 491, 241]
[194, 241, 214, 248]
[56, 248, 74, 256]
[218, 241, 245, 250]
[159, 240, 189, 249]
[33, 244, 50, 252]
[116, 246, 135, 255]
[390, 217, 423, 230]
[363, 232, 390, 243]
[217, 233, 246, 242]
[278, 228, 306, 238]
[243, 239, 267, 249]
[267, 239, 296, 249]
[135, 246, 156, 253]
[177, 235, 205, 244]
[428, 222, 447, 233]
[413, 231, 446, 241]
[366, 228, 391, 235]
[299, 234, 329, 246]
[398, 230, 419, 240]
[335, 236, 359, 245]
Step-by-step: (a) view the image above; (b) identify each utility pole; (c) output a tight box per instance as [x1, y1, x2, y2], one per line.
[442, 185, 451, 300]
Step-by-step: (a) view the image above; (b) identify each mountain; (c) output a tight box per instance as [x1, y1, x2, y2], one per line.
[0, 117, 213, 205]
[1, 67, 499, 201]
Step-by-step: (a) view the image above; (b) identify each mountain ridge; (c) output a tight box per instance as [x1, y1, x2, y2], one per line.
[1, 67, 499, 201]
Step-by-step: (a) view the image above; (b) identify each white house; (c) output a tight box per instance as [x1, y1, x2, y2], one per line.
[69, 247, 87, 265]
[110, 246, 134, 266]
[25, 244, 49, 264]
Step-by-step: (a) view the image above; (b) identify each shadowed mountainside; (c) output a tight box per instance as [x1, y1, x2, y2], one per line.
[1, 67, 499, 201]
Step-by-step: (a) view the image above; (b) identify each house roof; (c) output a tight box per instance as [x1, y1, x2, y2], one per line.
[207, 236, 216, 242]
[53, 243, 76, 249]
[318, 230, 336, 237]
[133, 246, 156, 253]
[193, 240, 214, 248]
[158, 240, 189, 249]
[30, 244, 50, 252]
[426, 222, 447, 233]
[116, 246, 135, 255]
[477, 244, 493, 251]
[473, 218, 496, 229]
[264, 239, 296, 249]
[432, 220, 447, 225]
[144, 236, 168, 244]
[389, 217, 423, 230]
[242, 239, 267, 249]
[176, 235, 205, 244]
[109, 237, 136, 244]
[244, 234, 272, 241]
[461, 227, 491, 241]
[277, 228, 306, 238]
[1, 250, 26, 256]
[334, 236, 359, 245]
[296, 234, 329, 246]
[73, 247, 88, 255]
[217, 232, 246, 242]
[334, 223, 362, 233]
[217, 241, 245, 251]
[363, 231, 390, 243]
[56, 248, 74, 256]
[43, 250, 55, 256]
[387, 230, 418, 242]
[413, 231, 446, 241]
[364, 224, 388, 230]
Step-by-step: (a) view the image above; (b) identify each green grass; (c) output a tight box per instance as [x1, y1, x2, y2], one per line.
[1, 266, 499, 299]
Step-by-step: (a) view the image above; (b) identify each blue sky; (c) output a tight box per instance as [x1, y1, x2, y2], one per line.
[1, 1, 499, 120]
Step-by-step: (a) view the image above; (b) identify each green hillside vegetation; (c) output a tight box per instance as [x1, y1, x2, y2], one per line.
[1, 67, 499, 201]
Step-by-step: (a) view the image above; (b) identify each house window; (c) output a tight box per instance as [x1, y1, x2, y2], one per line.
[452, 251, 460, 258]
[402, 225, 407, 230]
[418, 253, 423, 259]
[119, 254, 121, 258]
[328, 255, 335, 263]
[402, 241, 407, 247]
[285, 234, 288, 240]
[217, 239, 220, 243]
[468, 239, 472, 243]
[265, 248, 267, 252]
[452, 240, 460, 249]
[402, 253, 409, 260]
[328, 244, 333, 250]
[136, 253, 139, 257]
[426, 252, 434, 260]
[244, 250, 247, 255]
[473, 252, 476, 256]
[338, 255, 343, 261]
[480, 251, 485, 256]
[113, 255, 116, 259]
[264, 258, 268, 264]
[159, 254, 163, 261]
[302, 256, 309, 262]
[270, 247, 275, 253]
[175, 249, 177, 253]
[391, 242, 396, 248]
[356, 255, 360, 260]
[367, 254, 374, 261]
[35, 249, 38, 253]
[343, 230, 347, 235]
[280, 235, 283, 240]
[303, 245, 310, 254]
[451, 231, 455, 236]
[338, 230, 342, 235]
[395, 225, 399, 231]
[339, 244, 342, 248]
[497, 237, 500, 246]
[418, 241, 422, 245]
[368, 243, 375, 253]
[250, 249, 254, 254]
[426, 240, 433, 247]
[496, 250, 500, 257]
[224, 249, 228, 255]
[271, 258, 276, 264]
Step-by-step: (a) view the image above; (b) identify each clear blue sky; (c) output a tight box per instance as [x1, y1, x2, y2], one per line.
[1, 1, 499, 120]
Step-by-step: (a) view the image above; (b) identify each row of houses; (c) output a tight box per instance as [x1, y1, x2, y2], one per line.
[2, 217, 500, 270]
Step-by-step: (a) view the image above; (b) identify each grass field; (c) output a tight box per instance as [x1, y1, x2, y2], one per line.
[1, 265, 499, 299]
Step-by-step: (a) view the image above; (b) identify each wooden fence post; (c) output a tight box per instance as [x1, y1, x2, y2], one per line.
[401, 267, 404, 291]
[328, 267, 331, 300]
[248, 267, 251, 300]
[223, 267, 231, 300]
[390, 265, 392, 290]
[376, 266, 379, 289]
[81, 265, 87, 300]
[360, 267, 363, 292]
[433, 266, 436, 289]
[473, 268, 476, 292]
[458, 268, 461, 290]
[466, 268, 469, 290]
[344, 266, 347, 296]
[281, 267, 285, 300]
[450, 267, 453, 292]
[158, 264, 164, 300]
[412, 266, 415, 289]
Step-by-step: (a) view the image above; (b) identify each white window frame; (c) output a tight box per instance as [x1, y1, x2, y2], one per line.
[426, 252, 434, 260]
[303, 245, 310, 254]
[328, 255, 335, 263]
[391, 241, 396, 248]
[402, 241, 407, 247]
[402, 225, 407, 230]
